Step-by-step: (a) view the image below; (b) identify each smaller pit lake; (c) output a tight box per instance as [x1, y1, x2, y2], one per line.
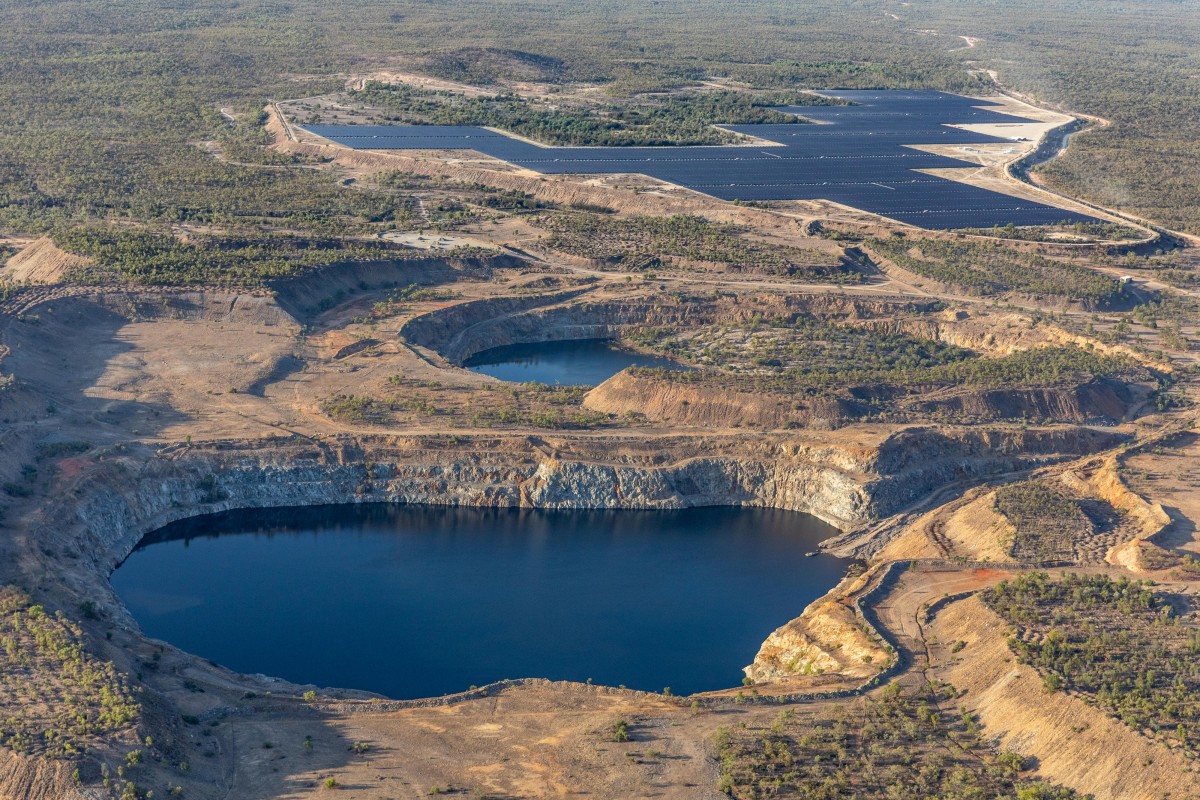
[113, 505, 846, 699]
[463, 338, 677, 385]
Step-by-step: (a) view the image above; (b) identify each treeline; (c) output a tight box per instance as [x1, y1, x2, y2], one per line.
[905, 0, 1200, 233]
[416, 42, 981, 98]
[726, 58, 991, 94]
[352, 83, 835, 147]
[986, 572, 1200, 756]
[0, 0, 1196, 254]
[52, 229, 444, 287]
[957, 222, 1145, 244]
[0, 27, 393, 238]
[536, 212, 857, 280]
[634, 342, 1141, 395]
[868, 237, 1124, 304]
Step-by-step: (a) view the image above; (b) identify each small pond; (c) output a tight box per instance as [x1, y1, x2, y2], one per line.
[462, 338, 678, 385]
[112, 504, 846, 699]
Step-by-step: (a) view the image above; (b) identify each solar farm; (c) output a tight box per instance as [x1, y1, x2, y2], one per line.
[302, 90, 1101, 230]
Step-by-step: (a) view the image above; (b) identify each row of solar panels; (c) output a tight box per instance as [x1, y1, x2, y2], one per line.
[299, 90, 1099, 229]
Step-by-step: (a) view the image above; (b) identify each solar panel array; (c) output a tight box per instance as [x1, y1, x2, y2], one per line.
[303, 90, 1101, 230]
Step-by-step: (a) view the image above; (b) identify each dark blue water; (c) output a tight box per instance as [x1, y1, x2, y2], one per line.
[112, 504, 846, 699]
[463, 338, 678, 385]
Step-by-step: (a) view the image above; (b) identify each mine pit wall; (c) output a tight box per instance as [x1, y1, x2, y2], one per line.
[400, 292, 701, 364]
[5, 425, 1126, 800]
[52, 427, 1126, 614]
[268, 253, 518, 320]
[70, 439, 870, 592]
[400, 290, 944, 364]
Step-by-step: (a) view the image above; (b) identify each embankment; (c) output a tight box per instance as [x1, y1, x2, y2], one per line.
[931, 595, 1200, 800]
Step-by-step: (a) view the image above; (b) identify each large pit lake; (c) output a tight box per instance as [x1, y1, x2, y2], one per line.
[113, 504, 847, 699]
[462, 338, 678, 385]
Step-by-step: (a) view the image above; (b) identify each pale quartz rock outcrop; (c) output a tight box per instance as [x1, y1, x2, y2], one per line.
[744, 598, 888, 683]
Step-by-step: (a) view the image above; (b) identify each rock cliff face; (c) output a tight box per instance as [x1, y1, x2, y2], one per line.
[744, 595, 888, 683]
[8, 424, 1127, 800]
[902, 378, 1139, 423]
[64, 437, 875, 583]
[44, 427, 1126, 593]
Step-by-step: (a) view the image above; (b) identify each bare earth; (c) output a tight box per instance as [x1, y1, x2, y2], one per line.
[1, 75, 1199, 800]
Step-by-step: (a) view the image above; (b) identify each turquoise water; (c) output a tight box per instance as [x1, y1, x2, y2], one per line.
[112, 504, 846, 699]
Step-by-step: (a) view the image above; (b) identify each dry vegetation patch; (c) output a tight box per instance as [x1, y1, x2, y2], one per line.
[868, 237, 1127, 305]
[323, 379, 612, 430]
[630, 316, 1145, 426]
[985, 572, 1200, 757]
[713, 682, 1082, 799]
[0, 587, 139, 759]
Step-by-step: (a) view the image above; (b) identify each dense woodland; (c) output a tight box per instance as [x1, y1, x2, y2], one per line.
[986, 572, 1200, 758]
[52, 229, 452, 286]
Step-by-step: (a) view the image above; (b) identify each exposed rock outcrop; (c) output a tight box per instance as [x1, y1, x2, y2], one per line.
[36, 426, 1126, 603]
[1058, 456, 1174, 571]
[902, 378, 1139, 424]
[745, 592, 888, 683]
